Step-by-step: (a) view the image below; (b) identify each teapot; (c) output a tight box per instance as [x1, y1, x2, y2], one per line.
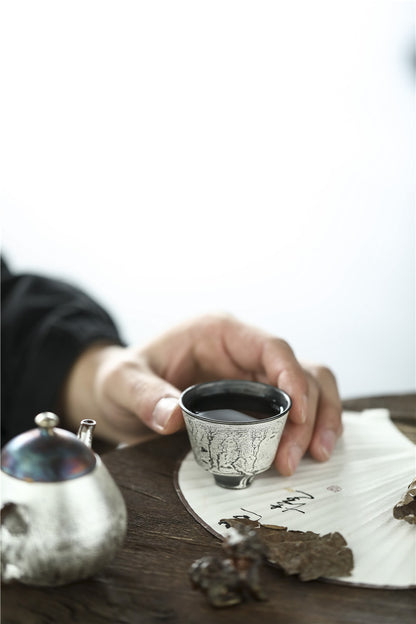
[1, 412, 127, 586]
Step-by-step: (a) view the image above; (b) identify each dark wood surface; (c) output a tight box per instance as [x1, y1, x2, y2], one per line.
[2, 394, 416, 624]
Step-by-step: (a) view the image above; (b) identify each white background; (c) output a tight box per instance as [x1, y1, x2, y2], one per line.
[1, 1, 415, 399]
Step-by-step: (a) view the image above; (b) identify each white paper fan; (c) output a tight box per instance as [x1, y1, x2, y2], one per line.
[176, 409, 416, 588]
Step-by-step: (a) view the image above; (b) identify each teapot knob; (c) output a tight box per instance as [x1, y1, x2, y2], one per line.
[35, 412, 59, 435]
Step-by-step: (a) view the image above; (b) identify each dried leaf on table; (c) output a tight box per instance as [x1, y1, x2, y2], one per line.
[219, 518, 354, 581]
[393, 478, 416, 525]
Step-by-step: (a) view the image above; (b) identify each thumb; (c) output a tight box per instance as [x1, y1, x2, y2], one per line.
[151, 394, 184, 434]
[113, 368, 184, 435]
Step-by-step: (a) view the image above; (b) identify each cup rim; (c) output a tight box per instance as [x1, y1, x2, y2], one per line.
[179, 379, 291, 426]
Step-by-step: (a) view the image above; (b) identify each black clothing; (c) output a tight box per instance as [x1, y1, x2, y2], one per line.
[1, 259, 124, 444]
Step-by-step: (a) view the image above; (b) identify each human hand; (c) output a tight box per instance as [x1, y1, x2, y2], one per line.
[62, 314, 342, 475]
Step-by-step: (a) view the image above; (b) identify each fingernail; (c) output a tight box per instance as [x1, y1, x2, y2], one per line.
[320, 429, 337, 460]
[152, 397, 179, 431]
[287, 444, 303, 475]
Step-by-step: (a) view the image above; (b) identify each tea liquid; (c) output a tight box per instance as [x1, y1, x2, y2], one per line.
[191, 393, 281, 423]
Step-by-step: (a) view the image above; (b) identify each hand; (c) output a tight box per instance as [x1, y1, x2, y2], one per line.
[62, 314, 342, 475]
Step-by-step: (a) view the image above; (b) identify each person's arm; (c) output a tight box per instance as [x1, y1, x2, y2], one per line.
[62, 314, 343, 475]
[1, 258, 124, 443]
[2, 259, 342, 475]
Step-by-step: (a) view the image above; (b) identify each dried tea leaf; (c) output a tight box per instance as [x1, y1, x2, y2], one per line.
[220, 518, 354, 581]
[393, 478, 416, 525]
[189, 524, 268, 608]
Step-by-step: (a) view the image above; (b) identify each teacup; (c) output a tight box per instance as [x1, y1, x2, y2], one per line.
[179, 380, 291, 489]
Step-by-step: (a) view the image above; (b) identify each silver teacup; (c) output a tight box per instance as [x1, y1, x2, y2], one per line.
[180, 380, 291, 489]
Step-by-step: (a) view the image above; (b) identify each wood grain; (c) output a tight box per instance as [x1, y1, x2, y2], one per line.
[2, 394, 415, 624]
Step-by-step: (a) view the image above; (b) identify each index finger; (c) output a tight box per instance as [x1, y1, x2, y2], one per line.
[261, 337, 309, 425]
[222, 319, 309, 425]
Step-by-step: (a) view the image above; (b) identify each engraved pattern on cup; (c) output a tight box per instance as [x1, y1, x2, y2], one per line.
[183, 413, 287, 477]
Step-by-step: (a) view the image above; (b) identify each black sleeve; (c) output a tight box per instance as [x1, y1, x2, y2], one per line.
[1, 258, 125, 444]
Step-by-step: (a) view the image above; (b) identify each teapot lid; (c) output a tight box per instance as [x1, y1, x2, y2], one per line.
[1, 412, 96, 482]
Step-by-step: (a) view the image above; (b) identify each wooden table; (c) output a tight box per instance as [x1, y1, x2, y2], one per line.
[2, 394, 416, 624]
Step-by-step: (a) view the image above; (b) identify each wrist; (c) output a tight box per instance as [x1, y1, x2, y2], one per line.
[60, 342, 121, 433]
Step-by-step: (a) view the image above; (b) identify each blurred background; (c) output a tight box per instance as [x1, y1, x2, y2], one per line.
[1, 0, 414, 399]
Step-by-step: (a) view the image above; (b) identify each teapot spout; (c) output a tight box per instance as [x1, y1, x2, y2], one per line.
[77, 420, 96, 449]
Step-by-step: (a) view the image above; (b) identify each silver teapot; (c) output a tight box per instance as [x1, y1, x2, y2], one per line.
[1, 412, 127, 586]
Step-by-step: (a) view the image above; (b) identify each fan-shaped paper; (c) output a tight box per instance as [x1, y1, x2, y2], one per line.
[176, 410, 416, 588]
